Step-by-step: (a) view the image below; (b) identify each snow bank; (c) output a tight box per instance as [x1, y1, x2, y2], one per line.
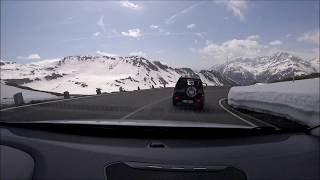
[1, 83, 61, 107]
[228, 78, 320, 127]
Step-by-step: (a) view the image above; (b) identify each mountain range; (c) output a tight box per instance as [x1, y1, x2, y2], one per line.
[1, 52, 318, 94]
[0, 55, 232, 94]
[212, 52, 319, 85]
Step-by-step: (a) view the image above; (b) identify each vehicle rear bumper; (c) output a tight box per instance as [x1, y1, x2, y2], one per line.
[173, 95, 204, 105]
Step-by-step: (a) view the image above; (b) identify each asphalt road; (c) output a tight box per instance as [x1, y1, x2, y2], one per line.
[0, 87, 261, 127]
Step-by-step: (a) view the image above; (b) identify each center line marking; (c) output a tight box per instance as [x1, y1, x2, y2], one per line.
[120, 96, 171, 120]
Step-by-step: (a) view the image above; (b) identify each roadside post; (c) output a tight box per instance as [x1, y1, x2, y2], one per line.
[64, 91, 70, 99]
[13, 92, 24, 106]
[96, 88, 102, 95]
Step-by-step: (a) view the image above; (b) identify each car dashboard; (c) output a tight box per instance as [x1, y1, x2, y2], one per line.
[1, 123, 319, 180]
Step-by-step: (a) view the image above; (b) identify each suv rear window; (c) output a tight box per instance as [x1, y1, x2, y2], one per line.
[176, 79, 201, 89]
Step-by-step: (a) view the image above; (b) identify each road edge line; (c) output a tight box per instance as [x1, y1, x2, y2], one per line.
[218, 98, 257, 127]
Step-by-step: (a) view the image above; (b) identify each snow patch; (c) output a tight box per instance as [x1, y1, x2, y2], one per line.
[228, 78, 320, 127]
[1, 83, 61, 106]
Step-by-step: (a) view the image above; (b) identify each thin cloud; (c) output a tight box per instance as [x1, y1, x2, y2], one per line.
[149, 25, 160, 29]
[96, 50, 118, 57]
[217, 0, 248, 21]
[17, 53, 41, 60]
[269, 40, 283, 46]
[227, 0, 248, 21]
[111, 29, 118, 34]
[187, 24, 196, 29]
[28, 54, 41, 59]
[165, 2, 203, 24]
[62, 37, 90, 43]
[285, 34, 292, 38]
[120, 1, 142, 10]
[129, 51, 147, 57]
[97, 16, 106, 32]
[195, 32, 206, 39]
[121, 28, 142, 38]
[247, 35, 259, 40]
[149, 25, 165, 33]
[298, 29, 319, 44]
[93, 32, 101, 37]
[67, 16, 74, 21]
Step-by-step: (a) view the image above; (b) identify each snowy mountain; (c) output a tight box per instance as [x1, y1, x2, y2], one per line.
[212, 52, 319, 85]
[0, 56, 229, 95]
[2, 52, 316, 94]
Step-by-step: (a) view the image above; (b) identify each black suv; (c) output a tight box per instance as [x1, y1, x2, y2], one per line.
[172, 76, 205, 110]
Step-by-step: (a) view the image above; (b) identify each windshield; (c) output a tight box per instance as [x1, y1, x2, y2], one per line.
[0, 0, 319, 132]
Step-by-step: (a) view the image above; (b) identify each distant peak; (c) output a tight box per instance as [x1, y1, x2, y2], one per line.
[0, 59, 15, 64]
[272, 52, 291, 58]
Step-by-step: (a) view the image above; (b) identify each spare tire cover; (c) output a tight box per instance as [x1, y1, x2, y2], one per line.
[186, 86, 197, 97]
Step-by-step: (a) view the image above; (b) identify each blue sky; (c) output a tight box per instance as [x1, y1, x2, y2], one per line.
[1, 0, 319, 69]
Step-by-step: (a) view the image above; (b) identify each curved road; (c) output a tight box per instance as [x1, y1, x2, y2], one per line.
[0, 87, 268, 127]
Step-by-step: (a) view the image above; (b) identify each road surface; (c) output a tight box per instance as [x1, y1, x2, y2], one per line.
[0, 87, 267, 127]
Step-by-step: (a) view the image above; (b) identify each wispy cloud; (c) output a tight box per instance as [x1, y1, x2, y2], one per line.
[28, 54, 41, 59]
[165, 2, 203, 24]
[247, 35, 259, 40]
[17, 53, 41, 60]
[93, 32, 101, 37]
[121, 28, 142, 38]
[67, 16, 74, 21]
[97, 15, 106, 32]
[217, 0, 248, 21]
[269, 40, 283, 46]
[96, 50, 118, 57]
[149, 25, 165, 33]
[149, 25, 160, 29]
[120, 1, 142, 10]
[195, 32, 206, 39]
[297, 29, 319, 44]
[129, 51, 147, 57]
[62, 37, 90, 43]
[227, 0, 248, 21]
[187, 24, 196, 29]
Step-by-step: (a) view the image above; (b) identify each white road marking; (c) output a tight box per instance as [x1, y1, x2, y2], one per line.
[120, 96, 171, 120]
[219, 98, 280, 129]
[218, 98, 257, 127]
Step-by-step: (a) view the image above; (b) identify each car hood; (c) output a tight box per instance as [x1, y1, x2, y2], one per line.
[2, 119, 253, 129]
